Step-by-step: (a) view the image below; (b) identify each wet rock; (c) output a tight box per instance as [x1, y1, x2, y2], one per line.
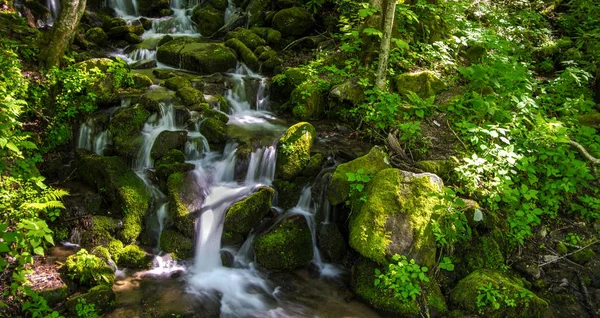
[164, 76, 192, 91]
[167, 172, 202, 237]
[125, 32, 143, 44]
[251, 27, 282, 45]
[326, 146, 391, 206]
[272, 7, 315, 37]
[224, 187, 274, 237]
[317, 223, 346, 263]
[191, 5, 225, 36]
[225, 27, 267, 50]
[107, 25, 144, 37]
[203, 109, 229, 124]
[157, 37, 237, 74]
[393, 70, 444, 99]
[349, 168, 442, 267]
[275, 122, 316, 180]
[225, 38, 259, 71]
[450, 270, 548, 317]
[75, 150, 151, 243]
[272, 180, 300, 210]
[138, 87, 176, 112]
[302, 153, 324, 177]
[131, 73, 153, 89]
[151, 130, 188, 161]
[254, 214, 313, 270]
[85, 27, 107, 45]
[108, 104, 151, 159]
[200, 117, 228, 146]
[177, 86, 206, 106]
[117, 245, 149, 268]
[155, 149, 195, 191]
[66, 285, 116, 316]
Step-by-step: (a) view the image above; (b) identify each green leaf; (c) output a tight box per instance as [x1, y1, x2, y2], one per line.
[33, 246, 44, 256]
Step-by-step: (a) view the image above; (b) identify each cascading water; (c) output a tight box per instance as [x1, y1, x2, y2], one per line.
[46, 0, 60, 23]
[244, 146, 277, 184]
[77, 122, 111, 156]
[135, 103, 177, 169]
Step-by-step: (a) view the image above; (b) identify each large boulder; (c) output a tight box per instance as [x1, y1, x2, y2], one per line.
[225, 38, 259, 71]
[108, 104, 151, 159]
[157, 37, 237, 74]
[326, 146, 391, 206]
[393, 71, 444, 99]
[275, 122, 316, 180]
[151, 130, 188, 161]
[200, 117, 228, 146]
[225, 27, 267, 50]
[224, 187, 274, 237]
[349, 168, 442, 267]
[191, 5, 225, 36]
[290, 81, 328, 120]
[74, 58, 127, 106]
[272, 8, 315, 37]
[254, 214, 313, 270]
[75, 150, 151, 243]
[167, 172, 202, 237]
[159, 229, 194, 259]
[450, 270, 548, 317]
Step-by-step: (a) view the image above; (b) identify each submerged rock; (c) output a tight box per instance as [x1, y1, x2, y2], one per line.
[224, 187, 274, 237]
[254, 214, 313, 270]
[326, 146, 391, 206]
[450, 270, 548, 317]
[393, 70, 444, 99]
[349, 168, 442, 267]
[275, 122, 316, 180]
[272, 7, 315, 37]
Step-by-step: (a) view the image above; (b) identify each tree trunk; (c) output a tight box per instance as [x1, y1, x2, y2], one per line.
[361, 0, 385, 65]
[375, 0, 397, 91]
[42, 0, 87, 69]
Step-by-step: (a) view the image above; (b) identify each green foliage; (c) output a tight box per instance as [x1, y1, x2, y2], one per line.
[438, 257, 455, 271]
[476, 282, 534, 314]
[305, 0, 324, 14]
[431, 187, 471, 248]
[75, 298, 99, 318]
[374, 254, 430, 302]
[345, 168, 371, 206]
[564, 232, 582, 246]
[65, 249, 115, 287]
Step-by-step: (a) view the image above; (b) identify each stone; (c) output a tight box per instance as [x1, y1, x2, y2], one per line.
[393, 71, 444, 99]
[117, 245, 149, 268]
[275, 122, 316, 180]
[157, 38, 237, 74]
[65, 285, 116, 316]
[131, 73, 153, 89]
[254, 214, 313, 270]
[317, 223, 346, 262]
[150, 130, 188, 161]
[291, 80, 328, 120]
[200, 117, 228, 146]
[108, 104, 151, 159]
[225, 27, 267, 50]
[159, 229, 194, 259]
[272, 7, 315, 37]
[225, 38, 259, 71]
[191, 5, 225, 36]
[224, 187, 274, 237]
[177, 87, 206, 106]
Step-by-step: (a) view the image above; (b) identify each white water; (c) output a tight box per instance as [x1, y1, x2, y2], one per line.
[77, 122, 111, 156]
[135, 103, 177, 169]
[45, 0, 60, 24]
[77, 123, 93, 151]
[244, 146, 277, 185]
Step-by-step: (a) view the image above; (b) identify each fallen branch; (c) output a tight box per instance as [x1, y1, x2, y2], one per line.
[569, 140, 600, 165]
[539, 240, 599, 267]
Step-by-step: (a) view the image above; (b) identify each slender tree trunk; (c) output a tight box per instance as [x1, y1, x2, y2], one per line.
[42, 0, 87, 69]
[375, 0, 397, 91]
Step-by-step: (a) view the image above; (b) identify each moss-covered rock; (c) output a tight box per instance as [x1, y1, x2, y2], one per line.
[262, 56, 283, 74]
[275, 122, 316, 180]
[39, 281, 69, 308]
[203, 109, 230, 123]
[85, 27, 107, 45]
[138, 87, 176, 112]
[317, 223, 346, 263]
[75, 150, 151, 243]
[415, 159, 456, 181]
[107, 239, 124, 262]
[107, 25, 144, 37]
[125, 32, 143, 44]
[569, 241, 596, 265]
[450, 270, 548, 317]
[329, 78, 365, 106]
[326, 146, 391, 206]
[200, 117, 228, 146]
[272, 180, 300, 210]
[254, 214, 313, 270]
[191, 5, 225, 36]
[455, 234, 504, 279]
[578, 112, 600, 129]
[349, 169, 442, 267]
[352, 256, 447, 316]
[117, 245, 149, 268]
[131, 73, 153, 89]
[167, 173, 197, 237]
[177, 86, 206, 106]
[150, 130, 188, 161]
[91, 246, 112, 264]
[271, 67, 309, 102]
[164, 76, 192, 91]
[225, 27, 267, 50]
[272, 7, 315, 37]
[65, 285, 116, 316]
[224, 187, 274, 237]
[302, 153, 324, 177]
[393, 71, 444, 99]
[75, 58, 126, 105]
[155, 149, 195, 189]
[157, 38, 237, 74]
[159, 229, 194, 259]
[85, 216, 121, 246]
[108, 104, 151, 159]
[246, 0, 271, 26]
[65, 249, 115, 287]
[251, 27, 282, 45]
[225, 38, 259, 71]
[290, 81, 328, 120]
[136, 0, 171, 17]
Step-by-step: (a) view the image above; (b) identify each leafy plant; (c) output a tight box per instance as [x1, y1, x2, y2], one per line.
[374, 254, 430, 302]
[76, 298, 99, 318]
[345, 168, 372, 206]
[476, 283, 502, 312]
[438, 257, 455, 271]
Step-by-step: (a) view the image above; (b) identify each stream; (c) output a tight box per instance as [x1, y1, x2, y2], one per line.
[72, 0, 380, 317]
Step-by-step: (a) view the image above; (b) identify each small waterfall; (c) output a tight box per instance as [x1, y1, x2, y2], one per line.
[135, 103, 177, 169]
[244, 146, 277, 185]
[224, 0, 238, 23]
[110, 0, 139, 17]
[69, 228, 82, 246]
[77, 123, 93, 151]
[78, 122, 111, 155]
[225, 63, 269, 114]
[129, 48, 157, 61]
[46, 0, 60, 22]
[256, 78, 269, 111]
[93, 130, 110, 156]
[211, 143, 238, 183]
[156, 202, 169, 244]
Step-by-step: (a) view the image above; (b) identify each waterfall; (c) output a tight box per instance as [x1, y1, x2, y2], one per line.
[46, 0, 60, 22]
[244, 146, 277, 185]
[110, 0, 139, 17]
[93, 130, 110, 156]
[135, 103, 177, 169]
[77, 123, 93, 151]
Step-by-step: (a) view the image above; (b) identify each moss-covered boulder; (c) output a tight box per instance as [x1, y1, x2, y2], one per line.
[302, 153, 324, 177]
[39, 281, 69, 308]
[83, 216, 121, 246]
[204, 109, 230, 123]
[251, 27, 282, 45]
[107, 239, 124, 262]
[271, 67, 309, 102]
[191, 5, 225, 36]
[349, 169, 442, 267]
[75, 150, 151, 243]
[167, 173, 197, 237]
[254, 214, 313, 270]
[317, 223, 346, 262]
[326, 146, 391, 206]
[75, 58, 127, 105]
[131, 73, 153, 89]
[224, 187, 274, 237]
[117, 245, 149, 268]
[272, 8, 315, 37]
[393, 71, 444, 99]
[450, 270, 548, 317]
[329, 78, 365, 106]
[352, 256, 447, 316]
[108, 104, 151, 159]
[150, 130, 188, 161]
[138, 87, 176, 112]
[225, 38, 259, 71]
[136, 0, 170, 17]
[85, 27, 107, 45]
[65, 285, 116, 316]
[246, 0, 271, 26]
[272, 180, 300, 210]
[455, 234, 504, 279]
[415, 159, 456, 182]
[157, 38, 237, 74]
[65, 249, 115, 287]
[200, 117, 228, 146]
[177, 86, 206, 106]
[275, 122, 316, 180]
[159, 229, 194, 259]
[155, 149, 195, 189]
[164, 76, 191, 91]
[225, 27, 267, 50]
[290, 81, 328, 120]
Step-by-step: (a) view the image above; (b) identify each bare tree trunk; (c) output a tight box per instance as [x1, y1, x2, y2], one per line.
[42, 0, 87, 69]
[375, 0, 397, 91]
[361, 0, 384, 65]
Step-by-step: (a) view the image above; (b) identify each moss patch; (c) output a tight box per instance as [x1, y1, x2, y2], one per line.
[224, 187, 274, 237]
[275, 122, 316, 180]
[108, 104, 151, 159]
[65, 285, 116, 316]
[254, 215, 313, 270]
[117, 245, 149, 268]
[167, 173, 196, 237]
[225, 38, 259, 71]
[159, 229, 193, 259]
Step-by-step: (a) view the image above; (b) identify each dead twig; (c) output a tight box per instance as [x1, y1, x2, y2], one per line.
[539, 240, 599, 267]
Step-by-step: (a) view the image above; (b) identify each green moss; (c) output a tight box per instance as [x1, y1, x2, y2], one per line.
[108, 104, 151, 159]
[272, 180, 300, 210]
[117, 245, 148, 268]
[251, 27, 282, 44]
[159, 229, 193, 259]
[125, 32, 143, 44]
[246, 0, 271, 26]
[167, 173, 195, 237]
[326, 146, 391, 206]
[85, 27, 107, 45]
[156, 37, 236, 74]
[225, 38, 259, 71]
[290, 81, 328, 120]
[275, 122, 316, 180]
[75, 150, 151, 243]
[86, 216, 120, 246]
[65, 285, 116, 316]
[578, 112, 600, 129]
[225, 27, 267, 50]
[107, 239, 124, 262]
[138, 87, 176, 112]
[65, 249, 115, 287]
[450, 270, 548, 318]
[254, 215, 313, 270]
[177, 86, 206, 106]
[349, 168, 442, 267]
[200, 117, 228, 145]
[204, 109, 230, 123]
[415, 159, 456, 181]
[569, 244, 596, 265]
[352, 257, 446, 316]
[302, 153, 324, 177]
[272, 7, 315, 36]
[150, 130, 188, 161]
[164, 76, 191, 91]
[456, 235, 504, 278]
[131, 73, 153, 88]
[393, 71, 445, 99]
[555, 241, 568, 255]
[222, 231, 245, 247]
[191, 5, 224, 36]
[91, 246, 112, 264]
[224, 187, 274, 237]
[39, 282, 69, 307]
